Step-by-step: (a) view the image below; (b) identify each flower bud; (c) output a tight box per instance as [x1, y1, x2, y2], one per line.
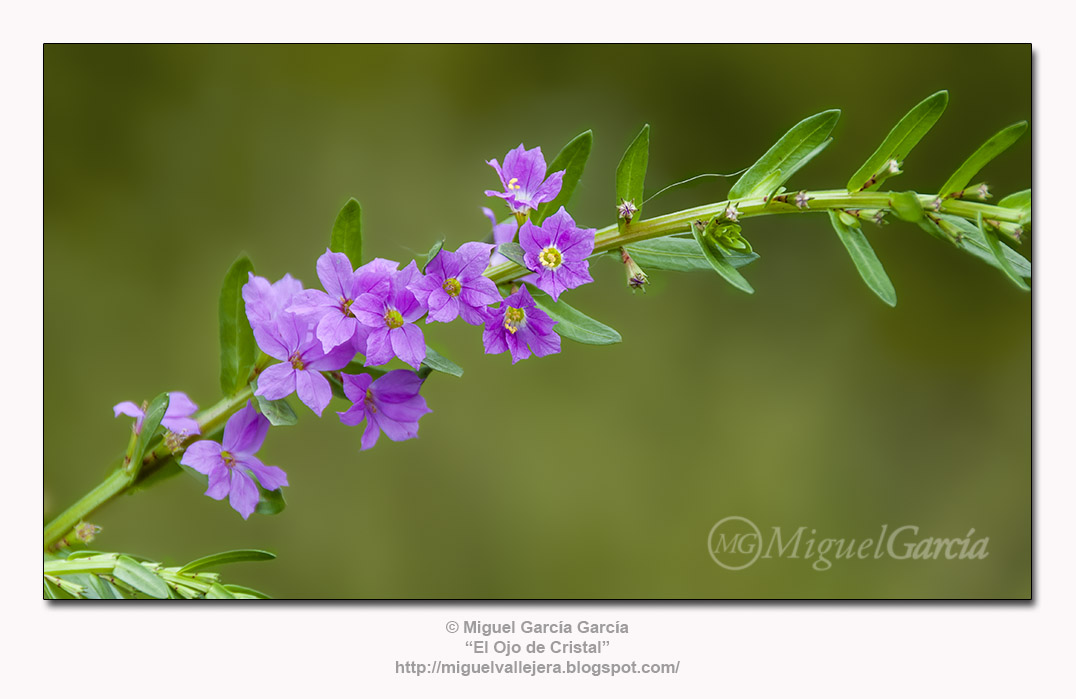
[620, 248, 649, 293]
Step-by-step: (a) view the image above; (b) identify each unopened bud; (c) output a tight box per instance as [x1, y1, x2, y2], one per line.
[723, 202, 740, 222]
[620, 248, 649, 293]
[795, 191, 810, 209]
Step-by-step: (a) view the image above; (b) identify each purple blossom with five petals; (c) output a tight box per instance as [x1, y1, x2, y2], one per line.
[113, 392, 201, 436]
[519, 206, 596, 301]
[287, 250, 396, 353]
[253, 312, 353, 416]
[180, 401, 287, 519]
[337, 370, 432, 450]
[484, 144, 565, 215]
[353, 261, 428, 369]
[408, 242, 500, 325]
[242, 272, 304, 336]
[483, 206, 519, 266]
[482, 285, 560, 364]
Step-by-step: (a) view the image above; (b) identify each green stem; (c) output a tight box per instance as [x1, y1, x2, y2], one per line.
[43, 384, 255, 550]
[484, 189, 1022, 285]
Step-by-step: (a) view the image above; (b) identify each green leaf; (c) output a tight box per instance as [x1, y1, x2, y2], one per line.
[179, 549, 276, 574]
[827, 211, 897, 307]
[938, 122, 1028, 199]
[690, 226, 754, 294]
[998, 189, 1031, 212]
[423, 238, 445, 273]
[497, 242, 528, 268]
[729, 109, 840, 200]
[219, 254, 257, 396]
[531, 291, 622, 345]
[329, 198, 363, 267]
[422, 346, 463, 378]
[978, 213, 1030, 291]
[616, 124, 650, 221]
[847, 90, 948, 192]
[624, 237, 759, 273]
[129, 393, 169, 476]
[933, 214, 1031, 278]
[889, 191, 924, 222]
[253, 382, 298, 426]
[224, 584, 272, 599]
[206, 583, 237, 599]
[534, 130, 593, 225]
[113, 556, 170, 599]
[254, 485, 287, 516]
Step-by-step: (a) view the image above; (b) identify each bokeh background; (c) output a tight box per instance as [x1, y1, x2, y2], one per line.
[44, 45, 1031, 598]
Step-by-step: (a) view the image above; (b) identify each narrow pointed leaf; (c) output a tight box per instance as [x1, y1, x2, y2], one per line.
[847, 91, 948, 192]
[978, 213, 1030, 290]
[616, 124, 650, 223]
[423, 238, 444, 273]
[207, 583, 238, 599]
[129, 393, 169, 476]
[933, 214, 1030, 278]
[497, 242, 528, 268]
[113, 556, 170, 599]
[422, 346, 463, 377]
[329, 198, 363, 267]
[224, 584, 272, 599]
[939, 122, 1028, 199]
[179, 549, 276, 574]
[998, 189, 1030, 212]
[624, 237, 759, 272]
[828, 211, 897, 306]
[254, 484, 287, 515]
[691, 226, 754, 294]
[729, 110, 840, 200]
[534, 130, 593, 225]
[219, 255, 257, 396]
[531, 291, 622, 345]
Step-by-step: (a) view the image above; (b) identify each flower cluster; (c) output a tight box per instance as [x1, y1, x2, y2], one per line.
[146, 140, 598, 518]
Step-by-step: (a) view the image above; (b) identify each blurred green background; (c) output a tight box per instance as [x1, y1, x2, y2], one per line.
[44, 45, 1031, 598]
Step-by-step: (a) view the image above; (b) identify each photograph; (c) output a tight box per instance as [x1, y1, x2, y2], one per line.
[43, 44, 1031, 600]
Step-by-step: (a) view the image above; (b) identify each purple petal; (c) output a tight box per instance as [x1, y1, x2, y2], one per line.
[371, 369, 423, 402]
[164, 392, 198, 418]
[228, 470, 259, 520]
[360, 419, 381, 450]
[501, 144, 547, 195]
[205, 464, 231, 500]
[390, 325, 426, 370]
[316, 311, 357, 353]
[255, 363, 297, 401]
[532, 168, 565, 206]
[482, 316, 509, 356]
[316, 249, 356, 299]
[363, 327, 393, 366]
[455, 242, 495, 280]
[373, 412, 421, 442]
[340, 372, 373, 404]
[223, 401, 269, 455]
[518, 220, 546, 255]
[337, 402, 368, 427]
[505, 331, 532, 364]
[181, 440, 224, 475]
[459, 276, 500, 306]
[113, 402, 144, 433]
[353, 293, 388, 327]
[161, 416, 201, 436]
[239, 454, 288, 491]
[295, 370, 332, 416]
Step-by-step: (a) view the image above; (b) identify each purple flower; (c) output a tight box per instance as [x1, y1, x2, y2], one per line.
[253, 312, 353, 416]
[482, 285, 560, 364]
[352, 261, 428, 369]
[113, 392, 201, 436]
[518, 206, 596, 301]
[287, 250, 396, 353]
[243, 272, 304, 335]
[337, 370, 432, 450]
[180, 402, 287, 520]
[408, 242, 500, 325]
[483, 207, 518, 266]
[484, 144, 565, 215]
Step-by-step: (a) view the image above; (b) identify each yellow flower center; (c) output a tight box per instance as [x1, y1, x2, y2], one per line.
[503, 306, 525, 334]
[508, 177, 522, 191]
[289, 352, 305, 370]
[340, 297, 354, 317]
[539, 246, 562, 270]
[384, 309, 405, 329]
[442, 277, 462, 297]
[364, 388, 378, 414]
[220, 450, 236, 467]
